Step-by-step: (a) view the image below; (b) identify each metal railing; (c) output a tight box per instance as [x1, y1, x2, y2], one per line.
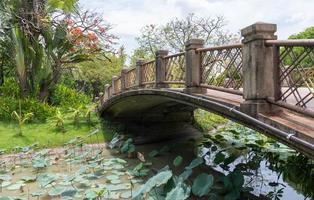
[197, 44, 243, 95]
[125, 68, 137, 89]
[164, 52, 186, 85]
[141, 60, 156, 85]
[266, 39, 314, 114]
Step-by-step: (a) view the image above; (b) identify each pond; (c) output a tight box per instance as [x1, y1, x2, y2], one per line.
[0, 120, 313, 200]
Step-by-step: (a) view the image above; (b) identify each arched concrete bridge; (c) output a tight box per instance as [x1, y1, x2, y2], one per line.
[99, 22, 314, 159]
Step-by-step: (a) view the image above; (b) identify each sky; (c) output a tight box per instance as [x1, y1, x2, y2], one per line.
[79, 0, 314, 56]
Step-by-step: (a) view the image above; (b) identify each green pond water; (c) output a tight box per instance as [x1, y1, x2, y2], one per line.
[0, 121, 313, 200]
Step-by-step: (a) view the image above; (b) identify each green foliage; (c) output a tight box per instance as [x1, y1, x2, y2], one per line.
[289, 27, 314, 40]
[47, 0, 78, 13]
[0, 78, 20, 98]
[194, 109, 228, 132]
[192, 173, 214, 197]
[165, 181, 191, 200]
[51, 84, 90, 108]
[32, 156, 49, 170]
[0, 96, 55, 122]
[266, 188, 284, 200]
[120, 138, 135, 154]
[53, 108, 66, 132]
[220, 170, 245, 200]
[173, 156, 183, 167]
[133, 170, 173, 199]
[283, 26, 314, 71]
[11, 109, 33, 136]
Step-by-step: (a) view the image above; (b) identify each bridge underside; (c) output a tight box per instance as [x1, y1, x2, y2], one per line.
[99, 89, 314, 159]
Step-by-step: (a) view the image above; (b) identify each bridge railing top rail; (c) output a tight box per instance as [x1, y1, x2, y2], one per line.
[265, 39, 314, 46]
[196, 43, 243, 52]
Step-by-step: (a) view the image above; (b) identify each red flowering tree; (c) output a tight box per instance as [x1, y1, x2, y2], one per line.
[38, 9, 117, 100]
[0, 0, 117, 100]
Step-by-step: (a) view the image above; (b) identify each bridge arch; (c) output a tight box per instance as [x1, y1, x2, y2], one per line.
[99, 89, 314, 158]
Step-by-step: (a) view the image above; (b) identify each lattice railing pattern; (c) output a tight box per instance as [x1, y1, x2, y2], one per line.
[277, 45, 314, 109]
[164, 53, 185, 84]
[125, 68, 137, 89]
[141, 61, 156, 84]
[199, 45, 243, 90]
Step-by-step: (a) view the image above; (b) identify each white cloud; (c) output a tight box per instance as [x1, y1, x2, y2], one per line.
[79, 0, 314, 55]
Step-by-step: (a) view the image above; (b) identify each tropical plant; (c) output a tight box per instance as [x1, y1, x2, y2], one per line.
[0, 0, 116, 100]
[11, 101, 33, 136]
[53, 108, 66, 132]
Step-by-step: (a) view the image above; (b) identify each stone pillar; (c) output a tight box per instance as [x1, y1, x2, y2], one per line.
[155, 50, 168, 88]
[104, 84, 110, 100]
[240, 22, 281, 116]
[99, 92, 104, 104]
[136, 60, 145, 88]
[120, 68, 129, 91]
[184, 39, 206, 93]
[112, 76, 119, 95]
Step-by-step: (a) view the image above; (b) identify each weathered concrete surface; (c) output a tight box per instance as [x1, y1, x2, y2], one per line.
[99, 89, 314, 158]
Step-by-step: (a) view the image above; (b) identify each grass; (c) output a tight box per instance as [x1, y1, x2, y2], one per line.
[0, 115, 114, 153]
[193, 109, 228, 132]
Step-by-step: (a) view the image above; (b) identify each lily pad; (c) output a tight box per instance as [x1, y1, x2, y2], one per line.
[49, 186, 66, 196]
[166, 182, 191, 200]
[7, 182, 26, 191]
[21, 175, 37, 183]
[121, 191, 132, 199]
[106, 183, 131, 191]
[84, 189, 97, 199]
[192, 173, 214, 197]
[0, 175, 11, 181]
[31, 191, 46, 197]
[107, 175, 119, 181]
[133, 170, 173, 198]
[185, 157, 203, 170]
[173, 156, 183, 167]
[111, 179, 122, 184]
[1, 181, 11, 188]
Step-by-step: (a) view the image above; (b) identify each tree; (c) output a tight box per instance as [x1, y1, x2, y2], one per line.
[131, 13, 239, 62]
[0, 0, 117, 100]
[70, 47, 126, 99]
[289, 26, 314, 39]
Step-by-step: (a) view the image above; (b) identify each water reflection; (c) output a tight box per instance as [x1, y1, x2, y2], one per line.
[199, 123, 314, 200]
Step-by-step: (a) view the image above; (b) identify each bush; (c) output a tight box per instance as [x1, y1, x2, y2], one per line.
[0, 78, 21, 98]
[51, 84, 91, 108]
[0, 96, 55, 122]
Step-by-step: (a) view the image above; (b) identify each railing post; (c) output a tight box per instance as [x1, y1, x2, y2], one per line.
[240, 22, 281, 116]
[155, 50, 168, 88]
[184, 39, 206, 93]
[104, 84, 110, 100]
[112, 76, 118, 95]
[120, 68, 128, 91]
[136, 60, 145, 88]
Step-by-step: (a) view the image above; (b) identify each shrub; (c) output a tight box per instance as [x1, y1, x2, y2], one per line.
[0, 96, 55, 122]
[0, 78, 21, 98]
[51, 84, 90, 108]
